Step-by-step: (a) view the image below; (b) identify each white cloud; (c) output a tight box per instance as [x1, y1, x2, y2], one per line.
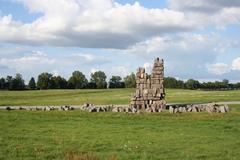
[0, 51, 55, 71]
[168, 0, 240, 13]
[143, 62, 153, 73]
[127, 33, 222, 55]
[207, 63, 230, 75]
[168, 0, 240, 27]
[67, 53, 109, 64]
[0, 0, 195, 48]
[232, 57, 240, 70]
[114, 33, 237, 79]
[90, 68, 98, 74]
[110, 66, 130, 77]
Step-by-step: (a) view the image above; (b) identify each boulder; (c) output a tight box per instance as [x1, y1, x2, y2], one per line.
[178, 107, 183, 113]
[132, 107, 137, 113]
[145, 107, 152, 112]
[173, 107, 178, 113]
[112, 107, 119, 112]
[224, 105, 229, 112]
[169, 106, 174, 114]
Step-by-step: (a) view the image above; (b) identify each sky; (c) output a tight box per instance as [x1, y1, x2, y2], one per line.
[0, 0, 240, 82]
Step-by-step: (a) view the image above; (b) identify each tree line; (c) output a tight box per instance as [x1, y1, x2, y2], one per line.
[164, 77, 240, 90]
[0, 71, 136, 90]
[0, 71, 239, 90]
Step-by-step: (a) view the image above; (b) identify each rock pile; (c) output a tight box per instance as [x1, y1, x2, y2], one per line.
[169, 103, 229, 114]
[81, 103, 113, 112]
[130, 58, 166, 112]
[5, 106, 75, 111]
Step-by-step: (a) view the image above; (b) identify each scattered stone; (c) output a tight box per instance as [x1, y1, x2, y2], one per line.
[6, 106, 11, 111]
[112, 107, 119, 112]
[169, 106, 174, 114]
[19, 107, 26, 110]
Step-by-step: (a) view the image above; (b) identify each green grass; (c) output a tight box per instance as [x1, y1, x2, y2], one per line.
[0, 106, 240, 160]
[1, 89, 240, 159]
[0, 89, 240, 106]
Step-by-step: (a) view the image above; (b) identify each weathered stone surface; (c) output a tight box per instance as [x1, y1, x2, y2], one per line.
[130, 58, 166, 113]
[112, 107, 119, 112]
[169, 106, 174, 114]
[219, 105, 226, 113]
[169, 103, 229, 114]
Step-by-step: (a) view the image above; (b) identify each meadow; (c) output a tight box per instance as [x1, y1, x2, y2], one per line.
[0, 89, 240, 160]
[0, 89, 240, 106]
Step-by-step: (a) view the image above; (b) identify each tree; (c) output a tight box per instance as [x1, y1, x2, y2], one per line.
[108, 76, 125, 88]
[90, 71, 107, 89]
[10, 73, 25, 90]
[235, 82, 240, 89]
[51, 76, 67, 89]
[176, 80, 185, 89]
[68, 71, 88, 89]
[164, 77, 178, 88]
[0, 78, 6, 89]
[186, 79, 200, 90]
[87, 82, 97, 89]
[28, 77, 36, 90]
[37, 72, 53, 89]
[124, 73, 136, 88]
[222, 79, 229, 88]
[5, 76, 13, 90]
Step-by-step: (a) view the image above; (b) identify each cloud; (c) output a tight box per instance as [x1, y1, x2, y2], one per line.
[0, 46, 29, 58]
[143, 62, 153, 73]
[207, 63, 230, 75]
[115, 33, 237, 79]
[0, 0, 195, 49]
[0, 48, 111, 80]
[168, 0, 240, 27]
[168, 0, 240, 13]
[65, 53, 109, 65]
[232, 57, 240, 70]
[110, 66, 130, 77]
[0, 51, 55, 71]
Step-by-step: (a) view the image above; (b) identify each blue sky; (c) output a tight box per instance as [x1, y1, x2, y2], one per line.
[0, 0, 240, 82]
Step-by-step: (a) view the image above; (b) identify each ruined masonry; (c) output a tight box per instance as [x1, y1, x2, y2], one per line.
[130, 58, 166, 112]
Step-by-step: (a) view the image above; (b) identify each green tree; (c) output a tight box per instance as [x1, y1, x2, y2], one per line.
[68, 71, 88, 89]
[37, 72, 53, 89]
[176, 80, 185, 89]
[186, 79, 200, 90]
[108, 76, 125, 88]
[10, 73, 25, 90]
[28, 77, 36, 90]
[222, 79, 229, 88]
[5, 76, 13, 90]
[0, 77, 6, 89]
[124, 73, 136, 88]
[51, 76, 67, 89]
[90, 71, 107, 89]
[87, 82, 97, 89]
[164, 77, 178, 88]
[235, 82, 240, 89]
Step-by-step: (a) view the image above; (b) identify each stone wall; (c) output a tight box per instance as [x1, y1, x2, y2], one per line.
[130, 58, 166, 112]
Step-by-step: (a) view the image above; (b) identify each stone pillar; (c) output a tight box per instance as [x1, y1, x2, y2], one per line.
[130, 58, 166, 111]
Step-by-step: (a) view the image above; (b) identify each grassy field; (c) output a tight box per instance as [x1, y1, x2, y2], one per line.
[1, 89, 240, 159]
[0, 106, 240, 160]
[0, 89, 240, 106]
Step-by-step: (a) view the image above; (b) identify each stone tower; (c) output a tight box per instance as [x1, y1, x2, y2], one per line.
[130, 58, 166, 112]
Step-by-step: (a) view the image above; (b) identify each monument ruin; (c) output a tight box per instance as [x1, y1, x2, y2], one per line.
[130, 57, 166, 112]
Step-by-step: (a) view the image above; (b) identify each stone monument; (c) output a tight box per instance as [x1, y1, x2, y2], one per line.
[130, 58, 166, 112]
